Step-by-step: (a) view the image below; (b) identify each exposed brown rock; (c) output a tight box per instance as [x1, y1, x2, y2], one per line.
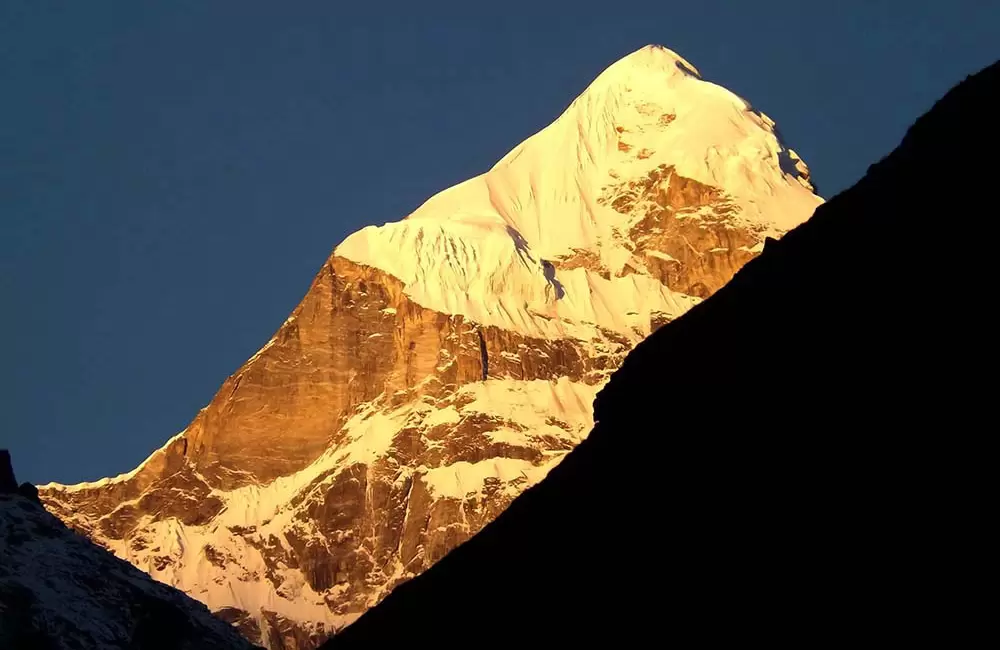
[216, 608, 263, 645]
[41, 253, 620, 527]
[215, 607, 330, 650]
[260, 610, 329, 650]
[550, 248, 611, 280]
[602, 164, 762, 296]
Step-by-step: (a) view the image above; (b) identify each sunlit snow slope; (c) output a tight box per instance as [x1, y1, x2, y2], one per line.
[338, 45, 819, 338]
[39, 45, 822, 650]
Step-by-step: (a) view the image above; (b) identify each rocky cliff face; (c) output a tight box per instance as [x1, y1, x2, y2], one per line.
[38, 45, 822, 649]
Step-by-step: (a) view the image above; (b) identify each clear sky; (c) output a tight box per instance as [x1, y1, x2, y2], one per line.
[2, 1, 996, 484]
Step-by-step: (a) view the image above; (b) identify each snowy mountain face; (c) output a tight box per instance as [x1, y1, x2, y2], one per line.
[38, 45, 822, 649]
[1, 490, 258, 648]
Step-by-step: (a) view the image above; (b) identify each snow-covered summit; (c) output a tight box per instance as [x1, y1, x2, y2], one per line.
[610, 44, 703, 77]
[337, 45, 822, 338]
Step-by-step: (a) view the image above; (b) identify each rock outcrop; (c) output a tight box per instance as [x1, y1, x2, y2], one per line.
[0, 450, 17, 494]
[326, 59, 999, 647]
[1, 448, 40, 503]
[37, 45, 822, 648]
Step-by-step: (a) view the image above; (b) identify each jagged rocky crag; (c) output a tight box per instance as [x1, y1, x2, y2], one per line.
[327, 61, 1000, 646]
[0, 450, 38, 502]
[0, 452, 258, 650]
[37, 46, 822, 648]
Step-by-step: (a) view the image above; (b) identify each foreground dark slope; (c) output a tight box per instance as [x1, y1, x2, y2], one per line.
[0, 452, 259, 650]
[327, 61, 999, 646]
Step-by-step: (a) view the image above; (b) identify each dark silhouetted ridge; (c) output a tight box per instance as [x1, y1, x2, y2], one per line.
[324, 60, 998, 647]
[0, 451, 260, 650]
[0, 448, 40, 503]
[0, 450, 17, 494]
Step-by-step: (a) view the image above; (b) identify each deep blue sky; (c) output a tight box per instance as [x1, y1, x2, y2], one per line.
[2, 2, 996, 484]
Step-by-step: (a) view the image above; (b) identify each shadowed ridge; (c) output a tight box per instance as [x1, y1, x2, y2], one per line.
[0, 450, 17, 493]
[325, 59, 999, 647]
[1, 451, 261, 649]
[1, 449, 41, 503]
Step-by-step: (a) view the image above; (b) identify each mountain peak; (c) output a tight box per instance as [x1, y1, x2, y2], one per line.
[610, 44, 702, 78]
[336, 46, 821, 339]
[38, 48, 826, 650]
